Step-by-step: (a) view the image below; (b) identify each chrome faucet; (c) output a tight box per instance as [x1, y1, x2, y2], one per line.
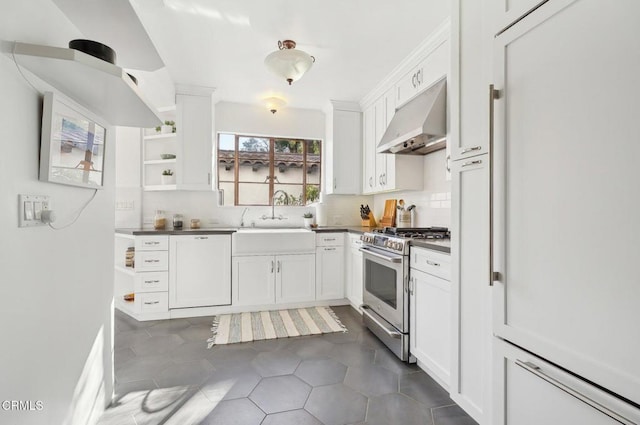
[261, 190, 289, 220]
[240, 207, 249, 227]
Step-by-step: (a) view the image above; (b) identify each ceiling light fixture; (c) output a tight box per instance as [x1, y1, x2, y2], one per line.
[264, 97, 286, 114]
[264, 40, 315, 85]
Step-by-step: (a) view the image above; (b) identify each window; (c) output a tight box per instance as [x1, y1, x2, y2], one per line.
[217, 133, 321, 206]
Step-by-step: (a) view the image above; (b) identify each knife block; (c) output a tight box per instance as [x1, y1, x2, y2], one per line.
[361, 212, 377, 228]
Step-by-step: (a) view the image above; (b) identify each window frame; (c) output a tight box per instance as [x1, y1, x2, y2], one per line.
[217, 132, 322, 206]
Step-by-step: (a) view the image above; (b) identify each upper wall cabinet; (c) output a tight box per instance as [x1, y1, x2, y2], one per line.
[325, 101, 362, 195]
[7, 42, 161, 127]
[396, 39, 451, 108]
[450, 0, 493, 161]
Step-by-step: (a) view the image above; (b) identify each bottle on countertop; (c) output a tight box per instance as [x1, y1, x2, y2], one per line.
[173, 213, 184, 230]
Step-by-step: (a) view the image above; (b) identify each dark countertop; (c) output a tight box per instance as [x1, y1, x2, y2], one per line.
[410, 239, 451, 254]
[312, 226, 376, 234]
[115, 228, 237, 235]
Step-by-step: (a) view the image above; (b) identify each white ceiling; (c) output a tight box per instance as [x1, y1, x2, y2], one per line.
[58, 0, 451, 110]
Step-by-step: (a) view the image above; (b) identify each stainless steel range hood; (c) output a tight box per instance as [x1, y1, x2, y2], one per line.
[377, 77, 446, 155]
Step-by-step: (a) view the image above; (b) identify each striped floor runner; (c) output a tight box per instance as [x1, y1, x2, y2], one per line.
[207, 307, 347, 348]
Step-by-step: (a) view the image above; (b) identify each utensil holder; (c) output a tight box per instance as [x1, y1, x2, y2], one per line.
[397, 211, 412, 228]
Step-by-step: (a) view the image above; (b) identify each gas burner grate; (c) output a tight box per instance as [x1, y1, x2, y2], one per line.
[375, 226, 450, 239]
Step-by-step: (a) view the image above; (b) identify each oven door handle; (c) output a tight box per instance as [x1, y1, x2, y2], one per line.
[360, 305, 402, 339]
[359, 247, 403, 263]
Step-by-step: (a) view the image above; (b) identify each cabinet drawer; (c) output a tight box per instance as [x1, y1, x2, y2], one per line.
[316, 233, 344, 246]
[136, 251, 168, 272]
[134, 271, 168, 293]
[135, 292, 168, 314]
[410, 247, 451, 280]
[349, 234, 364, 249]
[135, 235, 169, 251]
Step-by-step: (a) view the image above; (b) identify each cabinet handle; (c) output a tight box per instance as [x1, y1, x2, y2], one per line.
[426, 260, 440, 267]
[446, 154, 451, 172]
[409, 277, 414, 296]
[144, 280, 160, 284]
[277, 261, 280, 273]
[461, 145, 482, 155]
[334, 177, 337, 189]
[416, 69, 422, 86]
[208, 172, 211, 185]
[144, 301, 160, 305]
[515, 360, 635, 425]
[324, 238, 336, 242]
[271, 260, 274, 273]
[383, 173, 387, 185]
[144, 241, 160, 245]
[195, 236, 208, 240]
[411, 74, 417, 88]
[462, 159, 482, 168]
[144, 259, 160, 263]
[369, 177, 373, 188]
[489, 84, 501, 286]
[324, 247, 337, 251]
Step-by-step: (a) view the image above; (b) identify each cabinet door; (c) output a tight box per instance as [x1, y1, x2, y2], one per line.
[362, 107, 376, 194]
[326, 107, 362, 195]
[493, 0, 640, 405]
[169, 235, 231, 308]
[410, 268, 451, 388]
[276, 254, 316, 304]
[232, 255, 275, 306]
[176, 92, 213, 190]
[315, 245, 345, 300]
[451, 155, 490, 423]
[450, 0, 492, 161]
[373, 97, 387, 191]
[494, 339, 640, 425]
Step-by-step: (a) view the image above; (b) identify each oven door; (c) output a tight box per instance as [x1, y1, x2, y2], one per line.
[360, 246, 408, 333]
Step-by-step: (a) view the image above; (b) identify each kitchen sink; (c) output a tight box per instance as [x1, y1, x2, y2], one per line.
[233, 227, 315, 255]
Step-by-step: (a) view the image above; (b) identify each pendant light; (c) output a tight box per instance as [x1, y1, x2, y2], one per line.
[264, 96, 286, 114]
[264, 40, 315, 85]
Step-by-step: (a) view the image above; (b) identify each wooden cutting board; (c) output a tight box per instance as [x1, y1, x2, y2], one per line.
[380, 199, 397, 227]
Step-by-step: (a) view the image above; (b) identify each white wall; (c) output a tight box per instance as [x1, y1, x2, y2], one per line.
[373, 149, 451, 227]
[0, 3, 114, 424]
[129, 101, 370, 226]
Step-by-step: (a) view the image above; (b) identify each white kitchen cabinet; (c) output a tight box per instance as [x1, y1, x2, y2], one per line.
[169, 234, 231, 308]
[396, 38, 451, 108]
[276, 254, 316, 304]
[492, 0, 640, 406]
[233, 253, 316, 306]
[325, 102, 362, 195]
[361, 90, 423, 194]
[450, 155, 490, 423]
[143, 87, 214, 191]
[362, 107, 376, 194]
[315, 235, 345, 301]
[494, 339, 640, 425]
[233, 255, 276, 306]
[409, 247, 451, 388]
[114, 233, 170, 321]
[450, 0, 492, 161]
[345, 234, 363, 310]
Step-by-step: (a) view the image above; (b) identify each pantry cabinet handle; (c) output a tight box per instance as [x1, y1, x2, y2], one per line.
[461, 145, 482, 155]
[462, 160, 482, 168]
[195, 236, 208, 240]
[489, 84, 501, 286]
[515, 360, 636, 425]
[426, 260, 440, 267]
[277, 261, 280, 273]
[271, 260, 274, 273]
[144, 301, 160, 305]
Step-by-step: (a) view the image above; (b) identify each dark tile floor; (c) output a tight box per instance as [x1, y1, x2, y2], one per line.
[98, 306, 478, 425]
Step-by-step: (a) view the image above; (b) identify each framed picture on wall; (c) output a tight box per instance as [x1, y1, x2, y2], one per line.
[39, 91, 107, 189]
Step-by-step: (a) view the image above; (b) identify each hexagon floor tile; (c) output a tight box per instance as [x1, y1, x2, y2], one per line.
[295, 357, 348, 386]
[344, 363, 399, 397]
[305, 383, 368, 425]
[199, 365, 262, 402]
[249, 375, 311, 414]
[251, 349, 302, 377]
[262, 409, 324, 425]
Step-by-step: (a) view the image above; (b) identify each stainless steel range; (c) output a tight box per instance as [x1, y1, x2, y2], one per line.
[359, 227, 449, 362]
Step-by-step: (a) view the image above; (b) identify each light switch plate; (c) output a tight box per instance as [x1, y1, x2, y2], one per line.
[19, 194, 51, 227]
